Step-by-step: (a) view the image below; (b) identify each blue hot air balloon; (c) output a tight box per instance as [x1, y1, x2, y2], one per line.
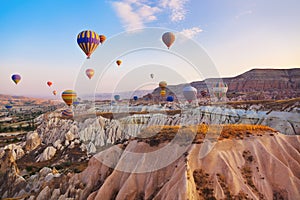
[133, 96, 138, 101]
[166, 96, 174, 102]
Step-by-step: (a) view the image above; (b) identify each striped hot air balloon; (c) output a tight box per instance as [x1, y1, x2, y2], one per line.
[61, 90, 77, 106]
[77, 30, 101, 59]
[61, 108, 73, 118]
[160, 90, 166, 97]
[212, 82, 228, 100]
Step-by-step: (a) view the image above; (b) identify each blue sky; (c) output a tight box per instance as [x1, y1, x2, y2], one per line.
[0, 0, 299, 97]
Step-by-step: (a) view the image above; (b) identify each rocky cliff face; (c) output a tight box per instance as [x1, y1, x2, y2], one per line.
[153, 68, 300, 100]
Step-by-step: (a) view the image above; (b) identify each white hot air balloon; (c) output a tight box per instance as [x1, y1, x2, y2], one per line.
[182, 85, 197, 103]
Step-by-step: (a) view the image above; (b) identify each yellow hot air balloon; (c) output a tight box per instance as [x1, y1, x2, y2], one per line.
[85, 69, 95, 79]
[116, 60, 122, 67]
[162, 32, 175, 49]
[61, 90, 77, 106]
[160, 90, 166, 97]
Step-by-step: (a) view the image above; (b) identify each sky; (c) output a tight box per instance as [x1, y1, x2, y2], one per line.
[0, 0, 299, 97]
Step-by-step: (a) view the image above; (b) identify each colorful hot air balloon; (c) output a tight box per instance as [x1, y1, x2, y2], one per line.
[61, 90, 77, 106]
[162, 32, 175, 49]
[77, 30, 101, 59]
[114, 94, 121, 101]
[133, 96, 138, 101]
[159, 81, 167, 90]
[85, 69, 95, 79]
[61, 108, 73, 118]
[183, 86, 197, 103]
[99, 35, 106, 44]
[53, 90, 57, 95]
[160, 90, 166, 97]
[150, 74, 154, 79]
[116, 60, 122, 67]
[47, 81, 53, 87]
[166, 96, 174, 102]
[11, 74, 21, 85]
[212, 82, 228, 100]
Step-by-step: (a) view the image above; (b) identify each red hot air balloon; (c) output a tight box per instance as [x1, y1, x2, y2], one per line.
[47, 81, 53, 87]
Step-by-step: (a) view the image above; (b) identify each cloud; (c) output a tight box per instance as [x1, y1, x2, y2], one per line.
[111, 0, 161, 31]
[180, 27, 203, 39]
[111, 0, 190, 31]
[159, 0, 189, 22]
[235, 10, 253, 19]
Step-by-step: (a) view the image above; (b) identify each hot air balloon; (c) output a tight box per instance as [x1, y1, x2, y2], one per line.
[160, 90, 166, 97]
[53, 90, 57, 95]
[114, 94, 121, 101]
[77, 30, 101, 59]
[212, 82, 228, 100]
[85, 69, 95, 79]
[166, 96, 174, 102]
[61, 108, 73, 118]
[159, 81, 167, 90]
[5, 105, 13, 110]
[162, 32, 175, 49]
[99, 35, 106, 44]
[116, 60, 122, 67]
[133, 96, 138, 101]
[150, 74, 154, 79]
[183, 86, 197, 103]
[61, 90, 77, 106]
[11, 74, 21, 85]
[47, 81, 53, 87]
[73, 100, 80, 108]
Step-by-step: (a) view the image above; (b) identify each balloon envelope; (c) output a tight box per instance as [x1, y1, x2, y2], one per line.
[61, 108, 73, 118]
[159, 81, 167, 89]
[212, 82, 228, 99]
[53, 90, 57, 95]
[61, 90, 77, 106]
[162, 32, 175, 49]
[150, 74, 154, 79]
[114, 95, 121, 101]
[77, 30, 100, 59]
[160, 90, 166, 97]
[183, 86, 197, 102]
[5, 105, 12, 109]
[133, 96, 138, 101]
[85, 69, 95, 79]
[47, 81, 52, 87]
[99, 35, 106, 44]
[116, 60, 122, 66]
[166, 96, 174, 102]
[11, 74, 21, 84]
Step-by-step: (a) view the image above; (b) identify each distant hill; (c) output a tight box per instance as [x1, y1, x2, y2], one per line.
[151, 68, 300, 100]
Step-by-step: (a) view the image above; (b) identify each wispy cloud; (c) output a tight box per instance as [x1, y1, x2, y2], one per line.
[111, 0, 190, 31]
[159, 0, 189, 22]
[235, 10, 253, 19]
[112, 0, 161, 31]
[180, 27, 203, 39]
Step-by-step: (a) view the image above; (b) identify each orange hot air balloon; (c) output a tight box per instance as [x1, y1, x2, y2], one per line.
[53, 90, 57, 95]
[162, 32, 175, 49]
[85, 69, 95, 79]
[99, 35, 106, 44]
[47, 81, 53, 87]
[116, 60, 122, 67]
[61, 90, 77, 106]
